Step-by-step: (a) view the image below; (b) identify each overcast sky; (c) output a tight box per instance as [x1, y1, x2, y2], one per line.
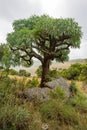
[0, 0, 87, 60]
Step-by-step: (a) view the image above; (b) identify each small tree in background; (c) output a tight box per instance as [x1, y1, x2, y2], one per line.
[6, 15, 82, 87]
[0, 44, 5, 68]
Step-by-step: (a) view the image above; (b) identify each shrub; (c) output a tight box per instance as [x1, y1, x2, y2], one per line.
[19, 69, 31, 77]
[0, 105, 32, 130]
[79, 64, 87, 81]
[69, 93, 87, 113]
[40, 87, 79, 127]
[60, 63, 85, 80]
[49, 68, 60, 80]
[26, 77, 39, 88]
[36, 65, 42, 77]
[0, 75, 11, 95]
[8, 69, 18, 75]
[40, 100, 79, 126]
[50, 87, 66, 100]
[36, 65, 59, 80]
[70, 81, 78, 96]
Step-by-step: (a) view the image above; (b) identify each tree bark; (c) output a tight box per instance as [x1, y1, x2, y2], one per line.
[40, 59, 50, 88]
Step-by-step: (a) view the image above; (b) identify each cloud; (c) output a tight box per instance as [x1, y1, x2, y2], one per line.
[66, 0, 87, 39]
[0, 0, 42, 42]
[41, 0, 68, 18]
[0, 0, 42, 21]
[69, 40, 87, 59]
[0, 0, 87, 59]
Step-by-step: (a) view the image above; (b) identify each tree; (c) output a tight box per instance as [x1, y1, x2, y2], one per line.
[7, 15, 82, 87]
[0, 44, 5, 67]
[1, 44, 12, 70]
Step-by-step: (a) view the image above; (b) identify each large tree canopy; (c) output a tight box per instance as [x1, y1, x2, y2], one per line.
[7, 15, 82, 87]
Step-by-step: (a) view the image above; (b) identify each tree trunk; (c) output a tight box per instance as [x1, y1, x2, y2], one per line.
[40, 59, 50, 88]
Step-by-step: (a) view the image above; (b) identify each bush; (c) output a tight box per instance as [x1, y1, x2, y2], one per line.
[36, 65, 59, 80]
[8, 69, 19, 75]
[70, 81, 78, 96]
[69, 93, 87, 113]
[49, 68, 60, 80]
[19, 69, 31, 77]
[79, 64, 87, 81]
[36, 65, 42, 77]
[40, 100, 79, 126]
[60, 63, 85, 80]
[50, 87, 66, 100]
[0, 75, 11, 95]
[26, 77, 39, 88]
[40, 87, 79, 127]
[0, 105, 32, 130]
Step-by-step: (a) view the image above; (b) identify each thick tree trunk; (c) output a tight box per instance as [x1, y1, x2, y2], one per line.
[40, 59, 50, 88]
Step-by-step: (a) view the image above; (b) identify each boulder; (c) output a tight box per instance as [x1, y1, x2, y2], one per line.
[46, 77, 70, 97]
[24, 87, 50, 102]
[23, 77, 70, 102]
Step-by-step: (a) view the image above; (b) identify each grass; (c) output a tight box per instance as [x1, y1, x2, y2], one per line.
[0, 72, 87, 130]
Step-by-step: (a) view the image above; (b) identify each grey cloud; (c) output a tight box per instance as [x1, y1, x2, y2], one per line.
[0, 0, 87, 59]
[0, 0, 43, 42]
[0, 0, 42, 22]
[66, 0, 87, 39]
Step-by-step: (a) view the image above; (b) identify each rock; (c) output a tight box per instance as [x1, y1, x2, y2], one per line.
[23, 77, 70, 102]
[46, 77, 70, 97]
[24, 87, 50, 102]
[82, 83, 87, 90]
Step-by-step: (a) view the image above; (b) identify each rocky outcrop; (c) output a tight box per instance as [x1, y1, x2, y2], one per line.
[23, 77, 70, 102]
[24, 87, 50, 102]
[46, 77, 70, 97]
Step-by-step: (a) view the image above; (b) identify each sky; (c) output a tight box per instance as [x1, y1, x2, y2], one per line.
[0, 0, 87, 60]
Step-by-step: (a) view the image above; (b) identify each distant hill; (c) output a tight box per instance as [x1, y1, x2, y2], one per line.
[12, 58, 87, 76]
[69, 58, 87, 63]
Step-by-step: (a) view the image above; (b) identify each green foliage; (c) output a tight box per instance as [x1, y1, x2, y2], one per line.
[49, 68, 60, 80]
[36, 65, 42, 77]
[36, 65, 59, 79]
[79, 64, 87, 81]
[0, 105, 32, 130]
[0, 73, 87, 129]
[2, 45, 13, 70]
[8, 69, 19, 75]
[69, 92, 87, 113]
[40, 100, 79, 126]
[60, 63, 87, 80]
[26, 77, 39, 88]
[19, 69, 31, 77]
[6, 15, 82, 87]
[70, 81, 78, 96]
[40, 87, 79, 126]
[50, 87, 66, 100]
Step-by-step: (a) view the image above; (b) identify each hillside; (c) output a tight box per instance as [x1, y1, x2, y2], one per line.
[12, 58, 87, 76]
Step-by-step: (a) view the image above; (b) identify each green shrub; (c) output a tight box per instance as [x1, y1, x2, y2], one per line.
[70, 81, 78, 96]
[49, 68, 59, 80]
[0, 105, 32, 130]
[26, 77, 39, 88]
[40, 100, 79, 126]
[40, 87, 79, 127]
[69, 93, 87, 113]
[50, 87, 66, 100]
[60, 63, 86, 80]
[8, 69, 18, 75]
[19, 69, 31, 77]
[79, 64, 87, 81]
[36, 65, 42, 77]
[36, 65, 59, 80]
[0, 76, 11, 95]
